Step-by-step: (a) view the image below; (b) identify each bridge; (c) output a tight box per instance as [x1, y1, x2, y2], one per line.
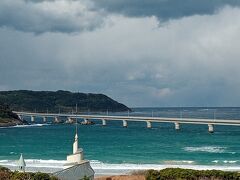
[14, 111, 240, 133]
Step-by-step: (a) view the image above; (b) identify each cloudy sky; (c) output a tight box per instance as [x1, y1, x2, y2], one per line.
[1, 0, 240, 107]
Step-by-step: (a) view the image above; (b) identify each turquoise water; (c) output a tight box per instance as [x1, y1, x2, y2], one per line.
[0, 107, 240, 174]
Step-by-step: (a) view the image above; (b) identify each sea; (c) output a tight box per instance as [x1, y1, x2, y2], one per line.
[0, 107, 240, 175]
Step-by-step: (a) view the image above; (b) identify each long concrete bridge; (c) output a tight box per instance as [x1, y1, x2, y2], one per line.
[14, 111, 240, 133]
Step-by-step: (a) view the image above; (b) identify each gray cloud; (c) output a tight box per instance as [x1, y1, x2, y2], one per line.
[1, 6, 240, 107]
[92, 0, 240, 20]
[0, 0, 105, 33]
[1, 0, 240, 34]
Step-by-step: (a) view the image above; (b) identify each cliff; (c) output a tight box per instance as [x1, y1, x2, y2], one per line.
[0, 90, 131, 113]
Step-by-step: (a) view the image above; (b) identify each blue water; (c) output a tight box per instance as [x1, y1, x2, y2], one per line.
[0, 107, 240, 173]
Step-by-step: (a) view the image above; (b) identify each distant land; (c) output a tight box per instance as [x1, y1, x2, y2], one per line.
[0, 103, 24, 127]
[0, 90, 131, 113]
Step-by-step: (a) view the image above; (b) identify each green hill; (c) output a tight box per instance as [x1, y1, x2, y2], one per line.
[0, 90, 131, 113]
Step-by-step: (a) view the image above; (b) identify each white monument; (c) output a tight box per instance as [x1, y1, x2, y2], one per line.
[53, 121, 94, 180]
[64, 128, 84, 167]
[18, 153, 26, 172]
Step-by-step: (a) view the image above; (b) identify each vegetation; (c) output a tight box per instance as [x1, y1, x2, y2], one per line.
[0, 103, 19, 120]
[0, 103, 24, 127]
[0, 90, 131, 113]
[0, 166, 58, 180]
[145, 168, 240, 180]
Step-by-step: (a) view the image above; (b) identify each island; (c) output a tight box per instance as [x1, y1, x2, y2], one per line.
[0, 90, 131, 113]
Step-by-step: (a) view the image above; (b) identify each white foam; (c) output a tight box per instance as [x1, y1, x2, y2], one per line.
[184, 146, 226, 153]
[1, 159, 240, 175]
[0, 124, 51, 128]
[0, 159, 65, 167]
[163, 160, 195, 164]
[223, 160, 237, 164]
[14, 124, 50, 128]
[212, 160, 238, 164]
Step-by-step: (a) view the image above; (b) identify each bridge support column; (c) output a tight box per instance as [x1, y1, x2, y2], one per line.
[146, 121, 152, 128]
[54, 116, 60, 123]
[208, 124, 214, 133]
[66, 117, 74, 123]
[31, 116, 35, 122]
[102, 119, 106, 126]
[123, 120, 128, 128]
[18, 115, 22, 120]
[43, 117, 47, 123]
[175, 122, 180, 130]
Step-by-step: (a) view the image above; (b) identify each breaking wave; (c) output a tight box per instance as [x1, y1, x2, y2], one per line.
[184, 146, 226, 153]
[1, 159, 240, 175]
[0, 124, 51, 128]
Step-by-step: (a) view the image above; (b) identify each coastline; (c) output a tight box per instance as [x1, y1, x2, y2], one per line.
[1, 159, 240, 176]
[0, 119, 24, 128]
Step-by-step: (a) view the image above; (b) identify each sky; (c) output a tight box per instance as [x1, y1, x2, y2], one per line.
[1, 0, 240, 107]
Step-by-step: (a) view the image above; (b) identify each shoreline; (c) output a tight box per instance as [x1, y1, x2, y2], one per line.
[1, 159, 240, 176]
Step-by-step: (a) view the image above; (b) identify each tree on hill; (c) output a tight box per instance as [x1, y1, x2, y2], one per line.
[0, 90, 131, 113]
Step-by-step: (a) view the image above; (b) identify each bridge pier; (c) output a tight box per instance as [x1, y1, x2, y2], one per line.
[102, 119, 106, 126]
[43, 117, 47, 123]
[123, 120, 128, 127]
[18, 115, 23, 120]
[175, 122, 180, 130]
[31, 116, 35, 122]
[146, 121, 152, 128]
[84, 119, 88, 123]
[54, 116, 60, 123]
[208, 124, 214, 133]
[66, 117, 74, 124]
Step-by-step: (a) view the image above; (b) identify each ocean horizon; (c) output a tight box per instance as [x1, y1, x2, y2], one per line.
[1, 107, 240, 175]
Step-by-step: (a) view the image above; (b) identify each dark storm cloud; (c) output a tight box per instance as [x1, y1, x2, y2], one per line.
[92, 0, 240, 20]
[1, 0, 240, 34]
[0, 0, 105, 34]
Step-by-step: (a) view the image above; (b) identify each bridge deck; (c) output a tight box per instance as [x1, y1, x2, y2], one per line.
[14, 111, 240, 126]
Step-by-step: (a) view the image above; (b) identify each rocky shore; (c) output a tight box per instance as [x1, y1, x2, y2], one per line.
[0, 118, 25, 127]
[0, 103, 26, 127]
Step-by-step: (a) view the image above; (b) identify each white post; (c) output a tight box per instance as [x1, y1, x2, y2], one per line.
[43, 117, 47, 123]
[102, 119, 106, 126]
[54, 116, 60, 123]
[123, 120, 128, 127]
[175, 122, 180, 130]
[208, 124, 214, 133]
[31, 116, 35, 122]
[146, 121, 152, 128]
